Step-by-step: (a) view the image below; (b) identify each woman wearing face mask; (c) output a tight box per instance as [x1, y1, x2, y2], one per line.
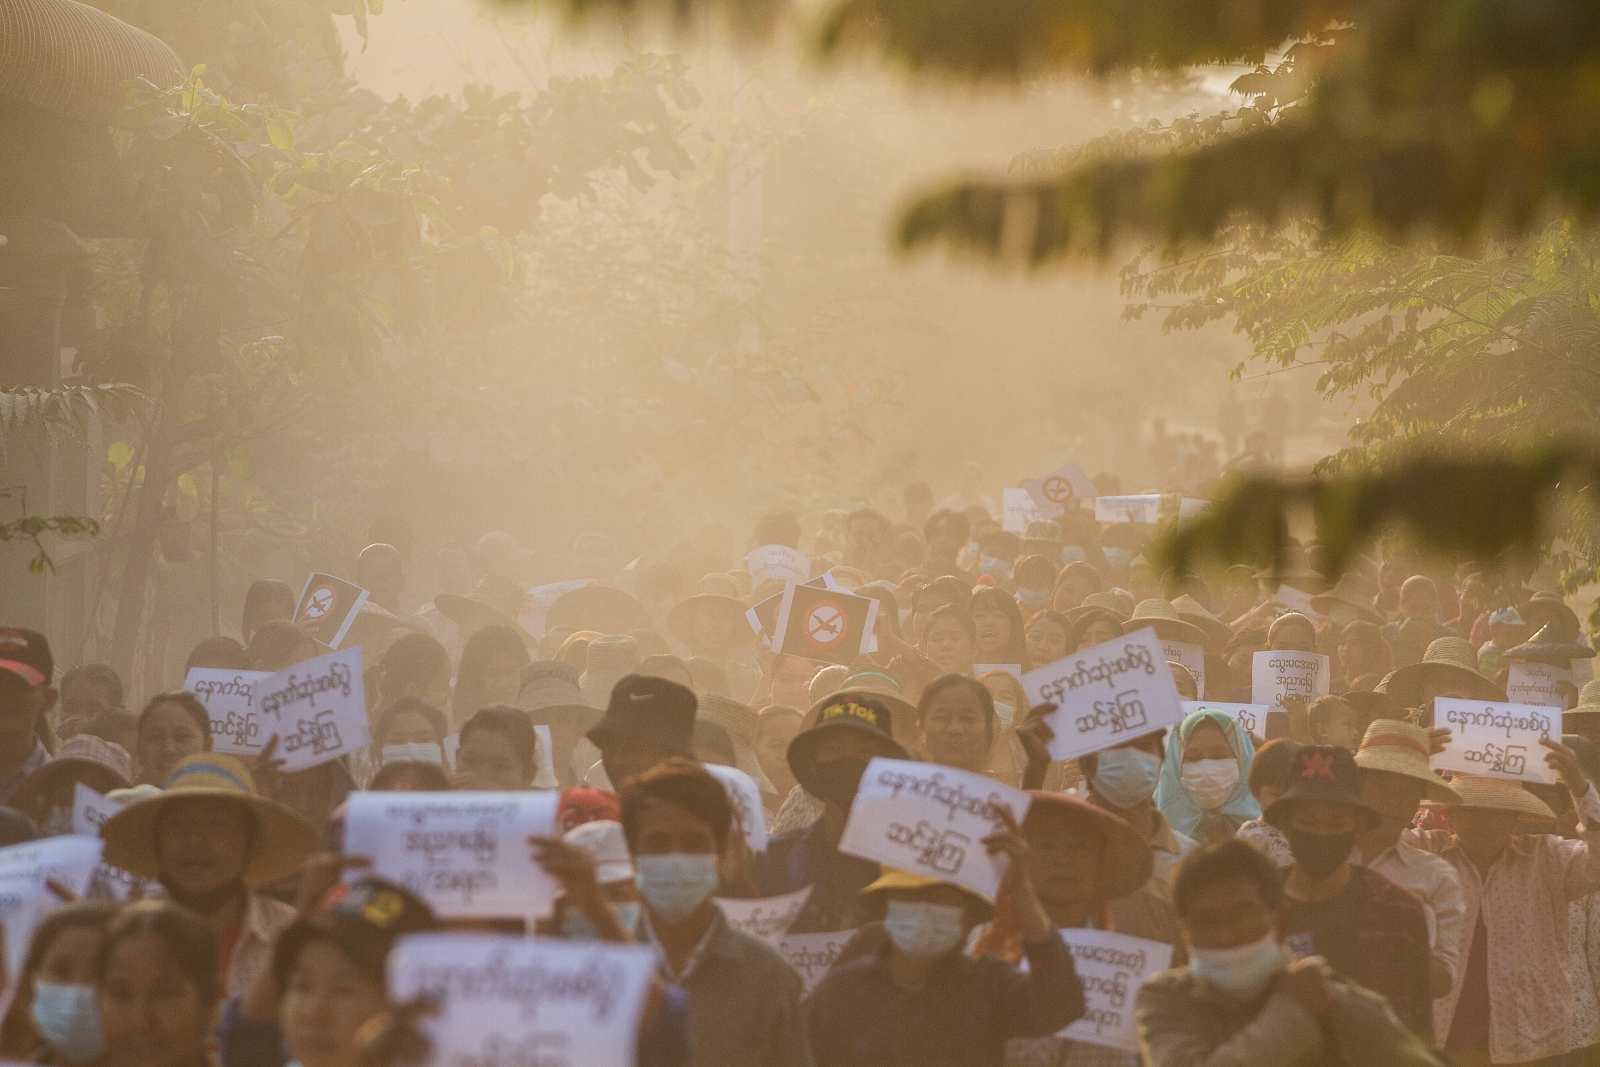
[11, 736, 131, 837]
[451, 625, 530, 730]
[970, 588, 1031, 672]
[1156, 709, 1259, 847]
[1022, 611, 1070, 670]
[920, 605, 977, 677]
[0, 903, 117, 1064]
[371, 698, 448, 770]
[620, 759, 807, 1067]
[807, 806, 1085, 1067]
[97, 903, 218, 1067]
[1011, 556, 1059, 619]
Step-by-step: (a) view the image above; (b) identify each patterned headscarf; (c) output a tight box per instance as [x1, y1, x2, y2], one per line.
[1155, 708, 1259, 842]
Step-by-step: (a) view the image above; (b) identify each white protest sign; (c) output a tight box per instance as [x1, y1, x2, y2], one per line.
[1508, 662, 1573, 709]
[771, 582, 879, 667]
[838, 758, 1031, 901]
[1022, 629, 1185, 763]
[1002, 488, 1049, 534]
[183, 668, 272, 757]
[1273, 586, 1327, 626]
[1434, 698, 1559, 783]
[343, 791, 561, 918]
[69, 786, 154, 903]
[748, 545, 810, 585]
[388, 933, 655, 1067]
[1160, 640, 1205, 697]
[293, 572, 370, 649]
[715, 887, 811, 942]
[0, 836, 105, 981]
[1094, 495, 1161, 524]
[1022, 462, 1096, 518]
[777, 930, 854, 995]
[253, 647, 371, 772]
[1252, 650, 1330, 710]
[1182, 702, 1275, 742]
[1056, 930, 1174, 1051]
[703, 763, 767, 853]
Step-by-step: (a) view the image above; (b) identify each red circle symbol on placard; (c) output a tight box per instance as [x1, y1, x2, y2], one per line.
[302, 585, 337, 621]
[1041, 475, 1074, 504]
[804, 600, 848, 650]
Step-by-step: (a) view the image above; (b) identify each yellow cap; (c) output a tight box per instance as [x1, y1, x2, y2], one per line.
[859, 866, 994, 908]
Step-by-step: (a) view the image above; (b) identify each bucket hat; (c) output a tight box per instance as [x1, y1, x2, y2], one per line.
[1566, 680, 1600, 725]
[435, 575, 536, 645]
[584, 675, 697, 758]
[1504, 623, 1596, 666]
[11, 735, 131, 813]
[99, 753, 318, 885]
[787, 692, 907, 798]
[545, 585, 652, 636]
[1422, 773, 1557, 828]
[579, 635, 643, 709]
[1380, 636, 1505, 707]
[1023, 791, 1152, 901]
[1352, 720, 1460, 803]
[518, 661, 600, 788]
[1310, 577, 1385, 626]
[1265, 745, 1381, 831]
[1122, 599, 1206, 646]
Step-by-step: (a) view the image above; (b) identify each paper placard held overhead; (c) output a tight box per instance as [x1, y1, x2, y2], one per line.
[293, 572, 370, 649]
[1182, 702, 1283, 743]
[715, 888, 812, 942]
[1434, 698, 1559, 783]
[770, 582, 879, 667]
[1021, 462, 1096, 518]
[1252, 650, 1330, 711]
[1002, 488, 1049, 534]
[1508, 662, 1573, 709]
[343, 791, 561, 918]
[1022, 629, 1186, 763]
[253, 647, 371, 772]
[183, 668, 271, 757]
[838, 757, 1031, 901]
[1056, 930, 1174, 1052]
[704, 763, 768, 853]
[1094, 495, 1162, 524]
[388, 933, 655, 1067]
[777, 930, 855, 995]
[1160, 640, 1206, 697]
[748, 545, 811, 585]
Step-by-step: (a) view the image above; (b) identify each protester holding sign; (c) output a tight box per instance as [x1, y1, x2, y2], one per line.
[620, 759, 809, 1067]
[1154, 710, 1259, 847]
[806, 803, 1084, 1067]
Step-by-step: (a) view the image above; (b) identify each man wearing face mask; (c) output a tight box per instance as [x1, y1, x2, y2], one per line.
[754, 693, 908, 932]
[807, 807, 1083, 1067]
[1265, 745, 1434, 1042]
[620, 758, 809, 1067]
[1138, 840, 1442, 1067]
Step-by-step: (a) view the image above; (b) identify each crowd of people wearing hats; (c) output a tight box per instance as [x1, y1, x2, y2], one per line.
[3, 485, 1600, 1067]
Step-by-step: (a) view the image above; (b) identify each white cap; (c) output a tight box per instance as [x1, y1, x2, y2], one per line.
[563, 819, 635, 885]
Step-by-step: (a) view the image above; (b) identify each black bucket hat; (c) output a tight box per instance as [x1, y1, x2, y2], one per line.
[271, 876, 439, 991]
[1265, 745, 1381, 832]
[585, 674, 697, 757]
[787, 691, 907, 797]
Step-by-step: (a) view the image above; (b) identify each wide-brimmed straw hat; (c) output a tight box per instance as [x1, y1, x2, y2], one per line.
[1422, 773, 1557, 827]
[579, 634, 643, 709]
[545, 585, 652, 635]
[1566, 681, 1600, 725]
[1122, 599, 1206, 647]
[859, 867, 995, 916]
[1380, 637, 1505, 707]
[435, 575, 536, 645]
[666, 594, 756, 648]
[1310, 576, 1385, 626]
[1171, 595, 1233, 651]
[1081, 590, 1134, 619]
[699, 693, 776, 793]
[100, 754, 318, 886]
[1505, 623, 1596, 666]
[1023, 791, 1152, 901]
[1353, 720, 1460, 804]
[1520, 594, 1582, 642]
[12, 735, 132, 813]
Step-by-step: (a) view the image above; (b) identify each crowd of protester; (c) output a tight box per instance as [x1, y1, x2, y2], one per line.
[0, 473, 1596, 1067]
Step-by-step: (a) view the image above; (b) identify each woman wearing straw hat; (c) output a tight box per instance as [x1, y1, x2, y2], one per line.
[98, 753, 318, 999]
[1408, 739, 1600, 1067]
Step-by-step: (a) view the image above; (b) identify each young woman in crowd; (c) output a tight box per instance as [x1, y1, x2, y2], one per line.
[1155, 707, 1259, 847]
[916, 674, 997, 778]
[134, 693, 212, 788]
[451, 705, 540, 790]
[919, 605, 976, 677]
[371, 697, 449, 770]
[451, 625, 530, 729]
[368, 634, 452, 718]
[97, 902, 218, 1067]
[969, 587, 1030, 671]
[1021, 610, 1070, 671]
[1063, 606, 1123, 654]
[1, 903, 118, 1064]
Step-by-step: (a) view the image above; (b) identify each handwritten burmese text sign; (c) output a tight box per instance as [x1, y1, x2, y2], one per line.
[1434, 698, 1558, 783]
[389, 934, 654, 1067]
[1252, 651, 1330, 710]
[839, 758, 1031, 901]
[1022, 629, 1185, 763]
[254, 647, 371, 772]
[1094, 495, 1161, 524]
[704, 763, 767, 853]
[1161, 640, 1205, 696]
[1508, 662, 1573, 709]
[1182, 703, 1279, 743]
[69, 786, 153, 903]
[344, 792, 561, 918]
[1002, 488, 1049, 534]
[748, 545, 810, 585]
[777, 931, 854, 995]
[1057, 930, 1173, 1052]
[715, 888, 811, 942]
[184, 668, 272, 757]
[0, 837, 102, 907]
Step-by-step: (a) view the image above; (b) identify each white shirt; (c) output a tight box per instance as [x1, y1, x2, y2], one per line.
[1355, 836, 1466, 987]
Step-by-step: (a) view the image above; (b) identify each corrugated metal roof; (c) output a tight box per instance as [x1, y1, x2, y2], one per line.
[0, 0, 183, 126]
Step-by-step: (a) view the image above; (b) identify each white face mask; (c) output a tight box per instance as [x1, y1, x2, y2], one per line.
[1181, 758, 1240, 810]
[883, 899, 965, 961]
[992, 702, 1016, 731]
[1103, 547, 1133, 571]
[382, 742, 444, 766]
[1189, 933, 1288, 999]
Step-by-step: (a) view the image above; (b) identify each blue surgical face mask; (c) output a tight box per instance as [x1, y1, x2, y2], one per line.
[883, 899, 965, 961]
[992, 702, 1016, 731]
[382, 742, 443, 766]
[32, 981, 105, 1063]
[1103, 547, 1133, 571]
[979, 556, 1010, 581]
[636, 854, 720, 923]
[1092, 747, 1162, 809]
[1190, 933, 1289, 999]
[1016, 589, 1050, 613]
